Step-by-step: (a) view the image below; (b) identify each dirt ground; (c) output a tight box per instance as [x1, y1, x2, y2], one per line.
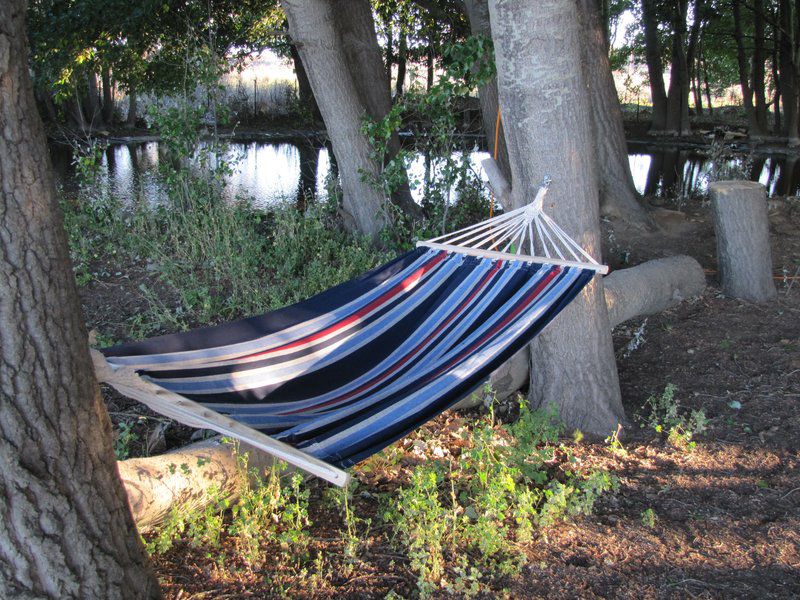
[84, 192, 800, 598]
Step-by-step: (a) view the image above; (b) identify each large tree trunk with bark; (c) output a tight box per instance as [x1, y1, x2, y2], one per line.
[101, 66, 114, 125]
[753, 0, 769, 132]
[578, 0, 653, 228]
[664, 0, 691, 136]
[642, 0, 669, 132]
[83, 71, 105, 129]
[334, 0, 421, 218]
[462, 0, 512, 188]
[125, 89, 137, 129]
[733, 0, 765, 137]
[0, 2, 160, 596]
[282, 0, 388, 237]
[779, 0, 800, 143]
[488, 0, 625, 435]
[289, 44, 321, 122]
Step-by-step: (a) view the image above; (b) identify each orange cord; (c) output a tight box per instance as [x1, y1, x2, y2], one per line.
[490, 108, 501, 218]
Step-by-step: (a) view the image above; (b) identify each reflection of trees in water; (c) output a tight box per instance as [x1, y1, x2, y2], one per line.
[296, 138, 322, 211]
[638, 146, 800, 201]
[775, 156, 800, 197]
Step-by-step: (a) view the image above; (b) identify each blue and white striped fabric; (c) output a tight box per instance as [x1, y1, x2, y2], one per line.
[103, 248, 594, 467]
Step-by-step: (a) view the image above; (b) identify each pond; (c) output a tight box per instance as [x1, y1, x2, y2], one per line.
[49, 138, 800, 209]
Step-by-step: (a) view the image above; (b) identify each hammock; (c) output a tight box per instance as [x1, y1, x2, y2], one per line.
[93, 186, 607, 486]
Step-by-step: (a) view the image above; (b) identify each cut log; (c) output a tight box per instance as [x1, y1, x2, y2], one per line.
[709, 181, 777, 302]
[481, 156, 512, 208]
[604, 255, 706, 327]
[119, 438, 274, 533]
[455, 347, 530, 409]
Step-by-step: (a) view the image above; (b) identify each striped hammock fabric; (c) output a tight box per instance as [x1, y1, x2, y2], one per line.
[96, 189, 607, 486]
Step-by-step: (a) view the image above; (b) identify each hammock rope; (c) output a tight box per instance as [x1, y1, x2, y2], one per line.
[95, 185, 605, 486]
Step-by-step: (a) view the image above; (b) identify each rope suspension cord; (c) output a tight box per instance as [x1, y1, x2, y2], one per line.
[490, 107, 502, 218]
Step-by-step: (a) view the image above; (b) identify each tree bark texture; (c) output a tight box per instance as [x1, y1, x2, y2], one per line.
[0, 2, 160, 597]
[462, 0, 512, 187]
[489, 0, 625, 435]
[118, 439, 276, 533]
[664, 0, 690, 135]
[334, 0, 421, 218]
[290, 43, 321, 121]
[578, 0, 653, 228]
[733, 0, 765, 137]
[282, 0, 388, 237]
[641, 0, 668, 131]
[709, 181, 777, 302]
[603, 256, 706, 326]
[753, 0, 769, 132]
[101, 66, 114, 125]
[125, 89, 137, 129]
[779, 0, 799, 142]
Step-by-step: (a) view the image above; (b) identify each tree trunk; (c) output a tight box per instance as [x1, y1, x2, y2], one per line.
[642, 0, 668, 132]
[395, 28, 407, 97]
[604, 256, 706, 326]
[333, 0, 421, 219]
[664, 0, 690, 136]
[753, 0, 769, 132]
[463, 0, 512, 191]
[703, 52, 714, 115]
[289, 43, 321, 121]
[427, 45, 435, 90]
[68, 90, 87, 132]
[0, 2, 160, 596]
[773, 25, 782, 132]
[578, 0, 653, 229]
[488, 0, 625, 435]
[83, 71, 105, 129]
[101, 66, 114, 125]
[779, 0, 799, 143]
[125, 89, 137, 129]
[709, 181, 777, 302]
[733, 0, 765, 137]
[282, 0, 388, 237]
[692, 69, 704, 115]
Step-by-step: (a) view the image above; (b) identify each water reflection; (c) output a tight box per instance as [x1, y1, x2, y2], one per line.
[627, 142, 800, 199]
[49, 139, 800, 211]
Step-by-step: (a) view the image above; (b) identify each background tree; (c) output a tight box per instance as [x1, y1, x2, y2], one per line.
[0, 0, 160, 596]
[488, 0, 625, 434]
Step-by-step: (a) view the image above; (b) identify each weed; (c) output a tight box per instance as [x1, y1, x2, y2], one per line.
[641, 384, 708, 451]
[114, 420, 139, 460]
[605, 424, 628, 457]
[641, 508, 658, 528]
[384, 465, 449, 594]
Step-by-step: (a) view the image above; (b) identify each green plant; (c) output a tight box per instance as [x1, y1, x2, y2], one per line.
[641, 508, 658, 528]
[641, 384, 708, 451]
[326, 480, 370, 571]
[362, 36, 495, 243]
[605, 424, 628, 457]
[384, 465, 449, 595]
[114, 420, 139, 460]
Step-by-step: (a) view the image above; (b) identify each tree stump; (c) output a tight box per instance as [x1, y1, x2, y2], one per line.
[709, 181, 776, 302]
